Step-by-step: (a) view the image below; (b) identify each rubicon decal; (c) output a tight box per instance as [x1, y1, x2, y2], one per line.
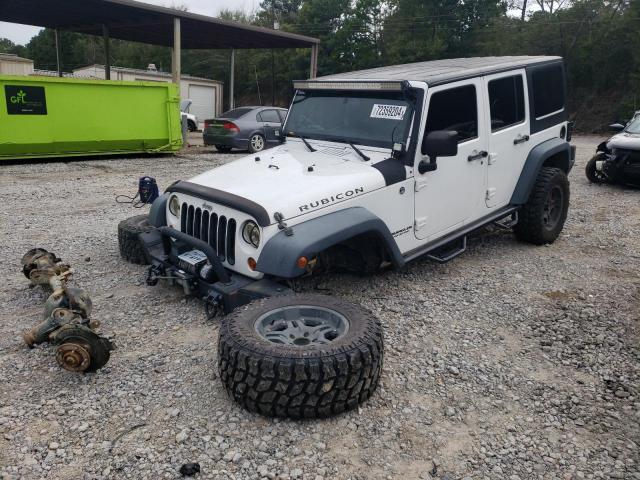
[299, 187, 365, 212]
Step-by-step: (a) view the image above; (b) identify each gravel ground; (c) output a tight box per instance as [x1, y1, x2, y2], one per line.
[0, 135, 638, 480]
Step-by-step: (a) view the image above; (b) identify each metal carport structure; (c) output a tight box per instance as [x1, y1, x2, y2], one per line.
[0, 0, 320, 107]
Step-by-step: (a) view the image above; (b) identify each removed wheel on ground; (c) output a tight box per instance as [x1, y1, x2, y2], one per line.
[248, 133, 265, 153]
[514, 166, 570, 245]
[117, 214, 154, 264]
[585, 153, 608, 184]
[215, 145, 232, 153]
[218, 294, 384, 419]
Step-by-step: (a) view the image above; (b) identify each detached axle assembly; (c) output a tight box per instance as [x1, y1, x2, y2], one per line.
[21, 248, 113, 372]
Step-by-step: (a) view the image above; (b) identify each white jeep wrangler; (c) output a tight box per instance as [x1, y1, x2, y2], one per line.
[119, 56, 575, 419]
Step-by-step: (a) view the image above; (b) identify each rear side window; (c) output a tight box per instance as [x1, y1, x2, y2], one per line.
[531, 64, 565, 119]
[425, 85, 478, 144]
[259, 109, 281, 123]
[222, 107, 252, 119]
[489, 75, 525, 131]
[277, 110, 287, 122]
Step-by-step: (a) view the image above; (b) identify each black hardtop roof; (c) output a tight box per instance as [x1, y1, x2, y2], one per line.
[317, 56, 563, 86]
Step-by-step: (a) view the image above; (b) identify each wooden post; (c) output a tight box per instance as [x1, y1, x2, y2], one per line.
[172, 17, 181, 85]
[309, 44, 318, 79]
[229, 49, 235, 110]
[103, 25, 111, 80]
[54, 29, 62, 77]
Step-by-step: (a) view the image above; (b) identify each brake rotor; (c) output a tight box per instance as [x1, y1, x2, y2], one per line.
[56, 343, 92, 372]
[52, 325, 114, 373]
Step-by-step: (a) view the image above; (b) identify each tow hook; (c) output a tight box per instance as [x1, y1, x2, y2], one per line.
[203, 292, 223, 320]
[146, 264, 163, 286]
[20, 248, 114, 372]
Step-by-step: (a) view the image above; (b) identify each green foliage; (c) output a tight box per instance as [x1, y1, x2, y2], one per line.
[10, 0, 638, 128]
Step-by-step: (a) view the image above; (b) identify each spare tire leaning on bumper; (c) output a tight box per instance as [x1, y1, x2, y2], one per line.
[117, 214, 154, 265]
[218, 294, 384, 419]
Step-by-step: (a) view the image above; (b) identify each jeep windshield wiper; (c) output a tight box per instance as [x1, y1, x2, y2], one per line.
[349, 143, 370, 161]
[300, 136, 317, 152]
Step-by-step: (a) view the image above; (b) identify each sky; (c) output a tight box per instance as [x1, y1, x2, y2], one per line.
[0, 0, 259, 46]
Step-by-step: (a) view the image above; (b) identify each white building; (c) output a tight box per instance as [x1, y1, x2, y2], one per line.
[0, 53, 35, 76]
[73, 64, 224, 124]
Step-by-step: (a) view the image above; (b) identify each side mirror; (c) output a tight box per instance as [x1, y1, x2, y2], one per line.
[422, 130, 459, 157]
[609, 122, 625, 132]
[418, 130, 458, 174]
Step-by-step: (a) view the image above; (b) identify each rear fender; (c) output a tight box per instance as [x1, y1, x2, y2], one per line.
[510, 138, 572, 206]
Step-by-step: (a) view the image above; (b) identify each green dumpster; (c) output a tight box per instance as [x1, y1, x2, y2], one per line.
[0, 75, 183, 160]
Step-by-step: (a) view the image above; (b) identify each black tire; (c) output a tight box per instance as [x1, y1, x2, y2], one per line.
[215, 145, 232, 153]
[218, 294, 384, 419]
[117, 214, 153, 265]
[585, 153, 608, 183]
[187, 120, 197, 132]
[514, 167, 570, 245]
[248, 133, 266, 153]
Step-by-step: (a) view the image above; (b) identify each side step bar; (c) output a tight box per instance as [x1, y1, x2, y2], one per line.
[493, 212, 518, 230]
[426, 236, 467, 264]
[404, 206, 519, 264]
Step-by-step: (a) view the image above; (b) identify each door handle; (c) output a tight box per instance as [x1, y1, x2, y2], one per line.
[513, 134, 530, 145]
[468, 150, 488, 162]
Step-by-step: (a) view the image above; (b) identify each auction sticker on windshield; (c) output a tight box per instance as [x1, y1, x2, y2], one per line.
[370, 104, 407, 120]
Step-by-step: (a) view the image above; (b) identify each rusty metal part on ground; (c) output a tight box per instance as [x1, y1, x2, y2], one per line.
[21, 248, 114, 372]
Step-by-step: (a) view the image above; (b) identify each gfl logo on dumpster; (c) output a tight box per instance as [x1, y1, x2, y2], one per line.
[10, 90, 27, 104]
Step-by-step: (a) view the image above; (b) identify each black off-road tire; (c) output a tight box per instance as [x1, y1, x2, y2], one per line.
[218, 294, 384, 419]
[514, 167, 570, 245]
[117, 214, 153, 265]
[585, 153, 608, 184]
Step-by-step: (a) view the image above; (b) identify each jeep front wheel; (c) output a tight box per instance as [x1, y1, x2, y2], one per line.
[514, 166, 570, 245]
[218, 294, 383, 419]
[585, 153, 608, 183]
[117, 214, 153, 264]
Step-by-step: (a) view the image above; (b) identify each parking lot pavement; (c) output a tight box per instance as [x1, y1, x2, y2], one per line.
[0, 135, 638, 480]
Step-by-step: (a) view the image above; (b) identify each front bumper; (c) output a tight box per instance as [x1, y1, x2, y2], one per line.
[140, 227, 290, 314]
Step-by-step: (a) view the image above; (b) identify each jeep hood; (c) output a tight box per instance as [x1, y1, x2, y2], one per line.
[186, 141, 391, 223]
[608, 132, 640, 150]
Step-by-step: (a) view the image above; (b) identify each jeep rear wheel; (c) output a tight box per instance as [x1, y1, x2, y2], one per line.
[117, 214, 154, 265]
[514, 167, 570, 245]
[217, 294, 383, 419]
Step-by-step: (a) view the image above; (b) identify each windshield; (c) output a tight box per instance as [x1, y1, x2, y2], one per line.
[284, 90, 415, 148]
[180, 100, 191, 113]
[625, 113, 640, 134]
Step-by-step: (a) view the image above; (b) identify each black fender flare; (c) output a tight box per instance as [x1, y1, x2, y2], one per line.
[148, 193, 169, 227]
[510, 138, 572, 206]
[256, 207, 405, 278]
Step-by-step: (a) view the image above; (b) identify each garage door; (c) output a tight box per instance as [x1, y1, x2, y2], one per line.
[188, 84, 217, 123]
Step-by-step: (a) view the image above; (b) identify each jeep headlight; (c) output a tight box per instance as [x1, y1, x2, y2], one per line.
[169, 195, 181, 217]
[242, 221, 260, 248]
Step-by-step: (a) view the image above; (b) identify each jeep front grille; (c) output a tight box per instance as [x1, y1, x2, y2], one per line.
[180, 203, 236, 265]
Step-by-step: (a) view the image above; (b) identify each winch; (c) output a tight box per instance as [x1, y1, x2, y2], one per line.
[21, 248, 113, 372]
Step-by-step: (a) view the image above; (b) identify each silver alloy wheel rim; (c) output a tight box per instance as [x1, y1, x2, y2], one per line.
[254, 305, 349, 346]
[251, 135, 264, 151]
